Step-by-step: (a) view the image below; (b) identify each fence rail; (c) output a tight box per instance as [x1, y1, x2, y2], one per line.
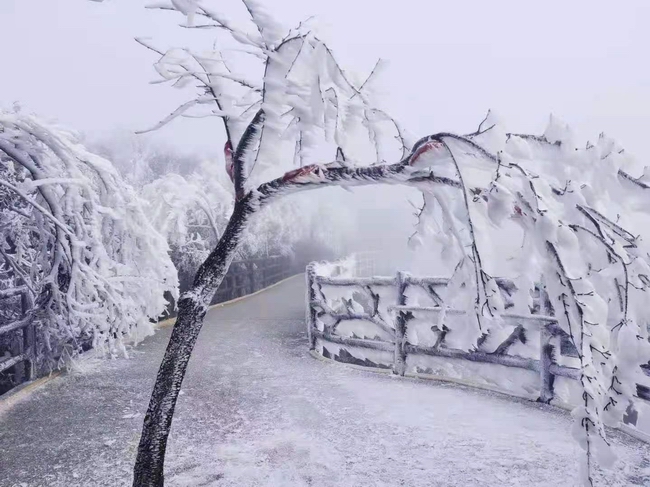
[162, 254, 302, 319]
[0, 287, 36, 393]
[306, 264, 650, 410]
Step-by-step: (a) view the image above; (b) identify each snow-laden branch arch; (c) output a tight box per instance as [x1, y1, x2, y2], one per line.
[397, 118, 650, 483]
[0, 112, 177, 366]
[131, 3, 650, 486]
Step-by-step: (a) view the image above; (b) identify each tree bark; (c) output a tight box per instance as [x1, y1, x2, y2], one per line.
[133, 197, 255, 487]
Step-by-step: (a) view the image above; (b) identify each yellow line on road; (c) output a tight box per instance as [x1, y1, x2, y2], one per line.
[0, 371, 63, 412]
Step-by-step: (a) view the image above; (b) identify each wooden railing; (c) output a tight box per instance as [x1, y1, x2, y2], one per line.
[306, 265, 650, 408]
[162, 254, 304, 320]
[0, 286, 35, 393]
[211, 254, 298, 305]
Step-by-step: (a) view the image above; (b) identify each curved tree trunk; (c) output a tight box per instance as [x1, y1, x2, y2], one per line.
[133, 197, 255, 487]
[131, 143, 461, 486]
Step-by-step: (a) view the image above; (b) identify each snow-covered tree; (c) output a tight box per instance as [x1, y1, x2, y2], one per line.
[84, 130, 340, 297]
[140, 158, 351, 293]
[131, 3, 650, 486]
[0, 111, 177, 368]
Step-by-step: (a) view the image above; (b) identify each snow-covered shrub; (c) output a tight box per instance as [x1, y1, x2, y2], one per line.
[0, 111, 177, 367]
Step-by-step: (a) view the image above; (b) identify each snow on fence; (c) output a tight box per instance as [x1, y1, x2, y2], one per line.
[0, 286, 35, 387]
[306, 261, 650, 439]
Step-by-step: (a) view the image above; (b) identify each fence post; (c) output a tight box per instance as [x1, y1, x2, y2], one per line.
[21, 290, 35, 382]
[11, 327, 25, 385]
[306, 263, 317, 350]
[538, 287, 555, 403]
[394, 271, 408, 376]
[538, 325, 554, 403]
[248, 262, 256, 294]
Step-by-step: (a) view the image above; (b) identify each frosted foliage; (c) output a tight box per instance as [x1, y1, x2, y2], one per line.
[0, 112, 177, 363]
[141, 168, 232, 278]
[141, 0, 410, 189]
[403, 113, 650, 486]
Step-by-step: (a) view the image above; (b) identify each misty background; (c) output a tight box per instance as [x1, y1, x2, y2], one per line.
[2, 0, 649, 274]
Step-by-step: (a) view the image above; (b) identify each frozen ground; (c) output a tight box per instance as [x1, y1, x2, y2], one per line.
[1, 276, 650, 487]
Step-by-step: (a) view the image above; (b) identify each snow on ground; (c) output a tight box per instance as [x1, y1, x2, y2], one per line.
[1, 276, 649, 486]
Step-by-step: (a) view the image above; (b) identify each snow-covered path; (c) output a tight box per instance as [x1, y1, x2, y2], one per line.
[1, 276, 649, 487]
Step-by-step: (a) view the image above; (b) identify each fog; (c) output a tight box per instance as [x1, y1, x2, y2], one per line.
[2, 0, 649, 274]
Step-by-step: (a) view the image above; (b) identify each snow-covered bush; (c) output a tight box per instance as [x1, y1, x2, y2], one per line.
[0, 111, 177, 367]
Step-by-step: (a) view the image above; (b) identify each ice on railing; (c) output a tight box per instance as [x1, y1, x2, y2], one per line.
[407, 353, 541, 400]
[313, 282, 398, 340]
[336, 320, 393, 342]
[316, 339, 393, 369]
[308, 261, 650, 447]
[311, 256, 356, 278]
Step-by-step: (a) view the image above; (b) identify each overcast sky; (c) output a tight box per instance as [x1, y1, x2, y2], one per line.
[1, 0, 649, 161]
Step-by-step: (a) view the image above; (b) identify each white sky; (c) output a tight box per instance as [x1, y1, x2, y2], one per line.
[1, 0, 648, 266]
[1, 0, 649, 161]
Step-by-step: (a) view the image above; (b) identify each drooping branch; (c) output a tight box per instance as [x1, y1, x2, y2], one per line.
[134, 38, 236, 146]
[569, 223, 630, 323]
[436, 135, 493, 329]
[546, 241, 603, 487]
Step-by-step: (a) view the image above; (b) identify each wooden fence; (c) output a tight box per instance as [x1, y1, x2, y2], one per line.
[306, 265, 650, 408]
[0, 286, 35, 393]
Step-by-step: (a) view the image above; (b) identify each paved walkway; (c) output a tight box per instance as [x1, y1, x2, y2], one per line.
[1, 276, 650, 486]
